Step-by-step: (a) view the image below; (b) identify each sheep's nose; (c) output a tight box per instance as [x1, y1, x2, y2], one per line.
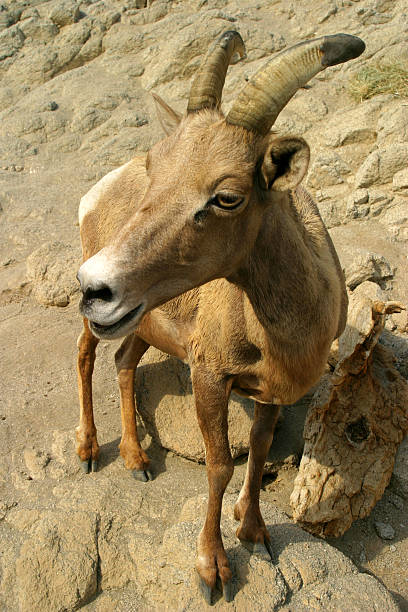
[82, 283, 113, 304]
[77, 248, 124, 319]
[77, 262, 115, 305]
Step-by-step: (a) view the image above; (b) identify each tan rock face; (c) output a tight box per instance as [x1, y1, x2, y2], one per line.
[322, 98, 382, 148]
[48, 0, 80, 28]
[138, 494, 399, 611]
[355, 144, 408, 188]
[392, 168, 408, 194]
[1, 0, 408, 608]
[19, 17, 59, 43]
[15, 510, 99, 611]
[1, 490, 399, 611]
[306, 150, 350, 188]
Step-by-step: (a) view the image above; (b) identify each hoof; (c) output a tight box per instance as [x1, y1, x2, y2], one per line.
[79, 458, 90, 474]
[198, 576, 213, 605]
[198, 575, 234, 605]
[78, 457, 98, 474]
[222, 579, 234, 603]
[264, 537, 274, 562]
[132, 469, 153, 482]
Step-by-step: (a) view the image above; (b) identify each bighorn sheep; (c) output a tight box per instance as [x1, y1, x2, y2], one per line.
[76, 31, 365, 603]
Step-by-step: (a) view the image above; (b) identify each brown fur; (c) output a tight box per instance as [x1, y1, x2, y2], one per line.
[76, 106, 348, 595]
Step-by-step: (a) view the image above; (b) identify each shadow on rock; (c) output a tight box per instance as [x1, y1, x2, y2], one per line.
[134, 352, 254, 463]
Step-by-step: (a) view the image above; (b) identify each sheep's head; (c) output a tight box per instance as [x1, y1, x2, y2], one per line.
[77, 31, 364, 339]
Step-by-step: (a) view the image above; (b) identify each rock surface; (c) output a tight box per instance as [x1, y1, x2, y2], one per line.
[0, 0, 408, 609]
[0, 486, 400, 612]
[26, 241, 80, 306]
[374, 521, 395, 541]
[149, 494, 399, 611]
[344, 251, 393, 290]
[136, 348, 254, 461]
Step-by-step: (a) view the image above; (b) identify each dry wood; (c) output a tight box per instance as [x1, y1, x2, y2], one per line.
[291, 286, 408, 537]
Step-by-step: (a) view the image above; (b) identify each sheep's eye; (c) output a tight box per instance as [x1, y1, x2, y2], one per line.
[213, 193, 244, 210]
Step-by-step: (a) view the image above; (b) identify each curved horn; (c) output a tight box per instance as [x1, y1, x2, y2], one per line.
[226, 34, 365, 135]
[187, 30, 246, 113]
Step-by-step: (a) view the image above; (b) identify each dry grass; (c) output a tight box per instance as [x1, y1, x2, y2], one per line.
[349, 62, 408, 102]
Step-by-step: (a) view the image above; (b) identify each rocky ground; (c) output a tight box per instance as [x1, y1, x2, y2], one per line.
[1, 0, 408, 610]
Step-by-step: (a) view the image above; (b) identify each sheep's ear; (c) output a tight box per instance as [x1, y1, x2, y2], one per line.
[259, 136, 310, 191]
[152, 92, 182, 135]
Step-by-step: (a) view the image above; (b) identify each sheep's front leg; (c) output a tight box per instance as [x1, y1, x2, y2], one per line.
[234, 402, 280, 558]
[115, 334, 152, 481]
[192, 367, 234, 604]
[76, 318, 99, 472]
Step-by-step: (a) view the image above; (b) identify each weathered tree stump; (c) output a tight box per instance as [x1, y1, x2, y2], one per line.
[290, 283, 408, 537]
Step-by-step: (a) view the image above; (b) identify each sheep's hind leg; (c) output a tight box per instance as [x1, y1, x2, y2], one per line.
[115, 334, 152, 481]
[234, 402, 280, 560]
[192, 367, 234, 604]
[76, 318, 100, 473]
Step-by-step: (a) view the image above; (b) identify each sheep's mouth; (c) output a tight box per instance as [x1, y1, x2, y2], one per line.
[89, 303, 144, 337]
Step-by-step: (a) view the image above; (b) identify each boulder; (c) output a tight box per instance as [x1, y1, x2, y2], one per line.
[136, 348, 254, 461]
[0, 9, 20, 32]
[96, 9, 121, 30]
[74, 28, 104, 64]
[355, 143, 408, 188]
[344, 251, 394, 290]
[346, 188, 369, 219]
[19, 17, 59, 42]
[48, 0, 80, 27]
[54, 20, 92, 69]
[26, 241, 80, 307]
[0, 24, 25, 61]
[4, 44, 60, 91]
